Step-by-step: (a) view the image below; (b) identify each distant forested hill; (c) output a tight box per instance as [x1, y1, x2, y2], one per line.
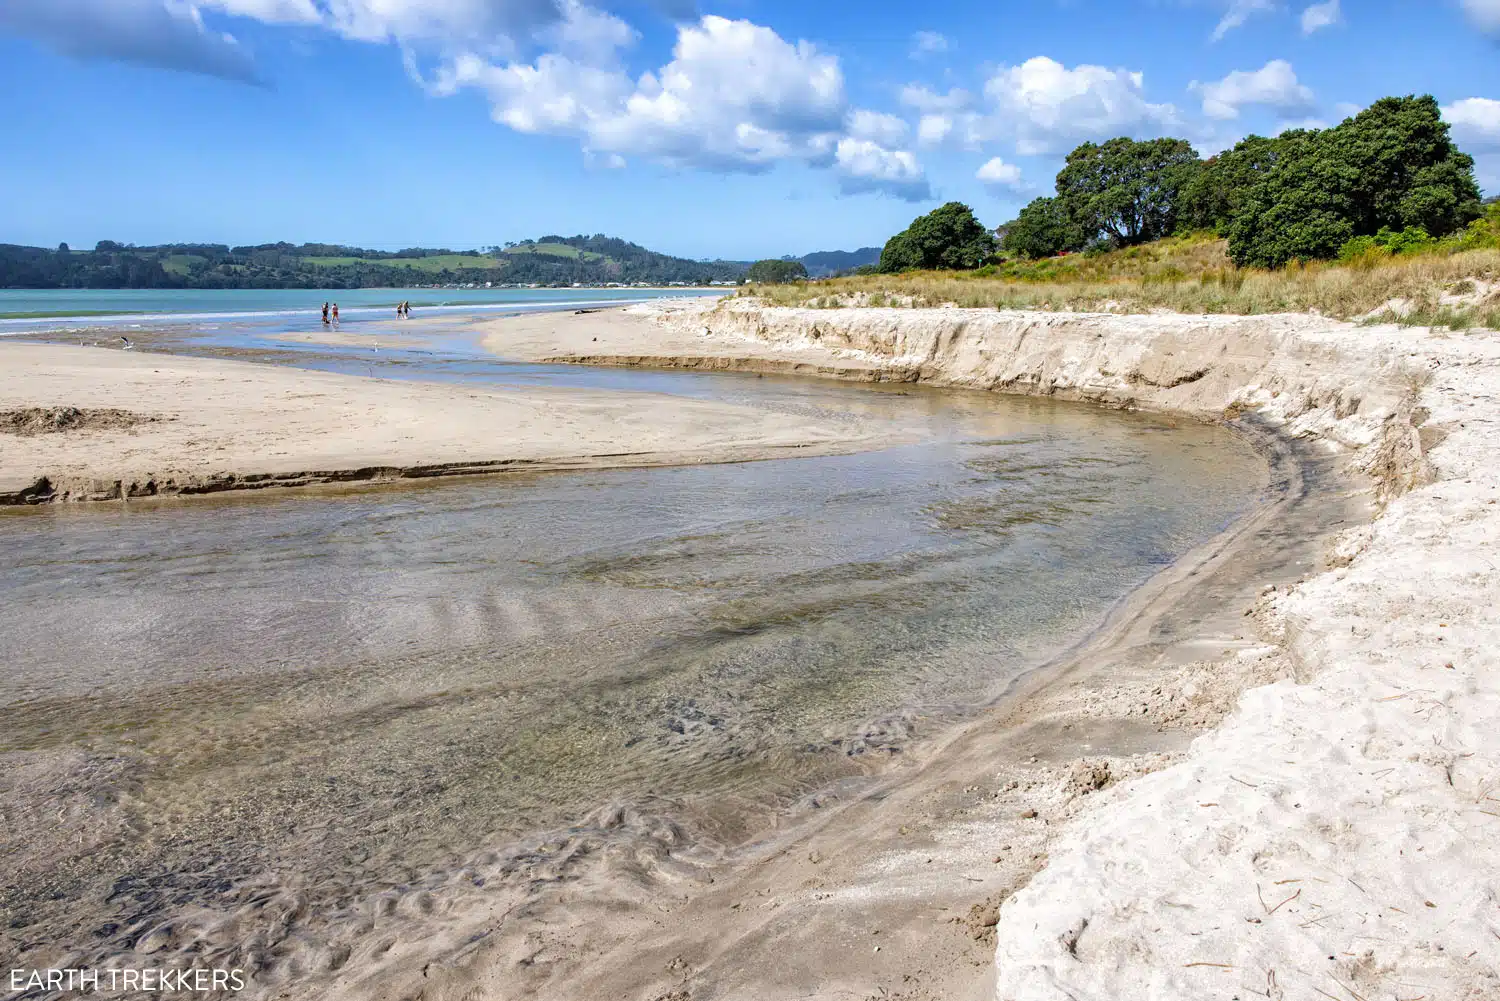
[0, 235, 750, 289]
[794, 247, 881, 277]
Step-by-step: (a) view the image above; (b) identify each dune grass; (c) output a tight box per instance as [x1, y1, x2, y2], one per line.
[740, 232, 1500, 329]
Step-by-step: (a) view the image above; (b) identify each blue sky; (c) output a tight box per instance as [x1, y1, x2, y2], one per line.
[2, 0, 1499, 260]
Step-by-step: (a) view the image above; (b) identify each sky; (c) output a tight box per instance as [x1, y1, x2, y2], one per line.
[2, 0, 1499, 260]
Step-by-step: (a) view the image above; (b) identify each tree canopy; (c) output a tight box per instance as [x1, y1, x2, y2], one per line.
[747, 258, 809, 283]
[1221, 96, 1481, 267]
[0, 235, 750, 289]
[878, 202, 997, 272]
[1002, 196, 1085, 259]
[996, 95, 1483, 269]
[1055, 137, 1200, 249]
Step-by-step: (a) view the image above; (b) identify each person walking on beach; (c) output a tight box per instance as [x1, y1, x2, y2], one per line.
[404, 301, 412, 319]
[331, 303, 340, 326]
[322, 301, 330, 325]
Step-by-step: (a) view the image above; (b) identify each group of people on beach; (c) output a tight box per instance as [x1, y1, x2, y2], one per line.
[319, 300, 412, 325]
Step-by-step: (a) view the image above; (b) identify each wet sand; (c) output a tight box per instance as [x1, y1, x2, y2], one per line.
[0, 316, 1283, 1001]
[473, 299, 1499, 1001]
[0, 340, 887, 503]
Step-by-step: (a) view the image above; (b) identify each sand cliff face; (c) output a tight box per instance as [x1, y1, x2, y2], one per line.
[651, 300, 1429, 494]
[647, 299, 1500, 1001]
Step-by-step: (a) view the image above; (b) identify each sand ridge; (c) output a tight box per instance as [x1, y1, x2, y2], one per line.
[0, 340, 889, 504]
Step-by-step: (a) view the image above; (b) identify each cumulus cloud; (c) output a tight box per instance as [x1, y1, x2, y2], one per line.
[1300, 0, 1341, 34]
[1192, 60, 1315, 120]
[846, 109, 910, 147]
[433, 14, 927, 196]
[909, 30, 948, 58]
[834, 138, 931, 201]
[1461, 0, 1500, 33]
[981, 56, 1180, 154]
[1445, 97, 1500, 149]
[1212, 0, 1275, 41]
[0, 0, 569, 80]
[0, 0, 268, 82]
[1, 0, 930, 195]
[901, 85, 977, 147]
[975, 157, 1023, 190]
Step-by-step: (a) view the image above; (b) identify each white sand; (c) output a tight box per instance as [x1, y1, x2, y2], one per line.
[0, 341, 882, 503]
[497, 299, 1500, 1000]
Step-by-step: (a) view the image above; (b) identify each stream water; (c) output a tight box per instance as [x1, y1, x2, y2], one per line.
[0, 327, 1269, 998]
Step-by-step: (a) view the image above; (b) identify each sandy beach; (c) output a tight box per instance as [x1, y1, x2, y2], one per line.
[4, 300, 1495, 1001]
[456, 298, 1500, 1000]
[0, 340, 884, 504]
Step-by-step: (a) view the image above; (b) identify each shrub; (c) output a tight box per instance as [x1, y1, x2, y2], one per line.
[1338, 235, 1388, 262]
[879, 202, 997, 272]
[747, 259, 808, 284]
[1002, 197, 1084, 259]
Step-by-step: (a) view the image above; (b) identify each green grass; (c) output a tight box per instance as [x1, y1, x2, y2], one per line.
[161, 254, 207, 276]
[502, 243, 607, 262]
[742, 226, 1500, 330]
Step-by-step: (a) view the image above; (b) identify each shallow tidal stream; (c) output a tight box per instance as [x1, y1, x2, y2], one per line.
[0, 338, 1269, 997]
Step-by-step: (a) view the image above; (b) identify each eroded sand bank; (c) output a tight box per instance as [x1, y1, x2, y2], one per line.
[0, 341, 882, 504]
[473, 300, 1500, 1000]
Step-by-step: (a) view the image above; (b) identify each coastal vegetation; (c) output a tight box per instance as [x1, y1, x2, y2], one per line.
[998, 96, 1480, 268]
[747, 259, 808, 283]
[746, 94, 1500, 329]
[878, 202, 997, 272]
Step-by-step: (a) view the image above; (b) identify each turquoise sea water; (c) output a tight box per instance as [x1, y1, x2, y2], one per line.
[0, 286, 720, 330]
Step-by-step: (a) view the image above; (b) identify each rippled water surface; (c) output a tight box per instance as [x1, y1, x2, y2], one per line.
[0, 356, 1267, 994]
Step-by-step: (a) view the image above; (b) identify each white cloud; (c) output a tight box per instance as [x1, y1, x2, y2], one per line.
[0, 0, 266, 82]
[900, 84, 971, 113]
[1212, 0, 1275, 41]
[1300, 0, 1341, 34]
[1192, 60, 1315, 120]
[846, 109, 909, 147]
[1445, 97, 1500, 149]
[901, 85, 980, 147]
[433, 14, 928, 196]
[976, 156, 1023, 190]
[309, 0, 564, 47]
[910, 30, 948, 58]
[0, 0, 565, 79]
[541, 0, 636, 62]
[435, 16, 847, 171]
[981, 56, 1179, 154]
[834, 138, 931, 200]
[202, 0, 319, 22]
[917, 114, 955, 146]
[1, 1, 932, 195]
[1461, 0, 1500, 32]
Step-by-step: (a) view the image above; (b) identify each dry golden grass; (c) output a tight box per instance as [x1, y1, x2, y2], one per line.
[741, 235, 1500, 328]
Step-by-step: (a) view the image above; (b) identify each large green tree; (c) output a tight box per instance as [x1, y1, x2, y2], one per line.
[1001, 197, 1085, 259]
[747, 258, 808, 283]
[1054, 137, 1201, 249]
[878, 202, 997, 272]
[1178, 134, 1288, 234]
[1225, 96, 1482, 268]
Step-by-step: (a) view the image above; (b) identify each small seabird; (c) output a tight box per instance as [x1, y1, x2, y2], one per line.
[119, 335, 133, 350]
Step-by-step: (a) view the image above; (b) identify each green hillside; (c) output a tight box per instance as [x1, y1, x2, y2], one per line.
[0, 234, 749, 289]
